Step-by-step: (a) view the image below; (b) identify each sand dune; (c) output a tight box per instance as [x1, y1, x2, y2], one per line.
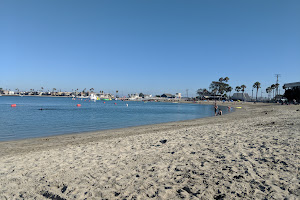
[0, 102, 299, 199]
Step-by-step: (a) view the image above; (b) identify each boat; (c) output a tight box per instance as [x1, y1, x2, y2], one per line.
[77, 96, 89, 99]
[89, 94, 97, 101]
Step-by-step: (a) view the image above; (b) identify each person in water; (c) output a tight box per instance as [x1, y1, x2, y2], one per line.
[227, 106, 231, 112]
[218, 109, 222, 115]
[214, 103, 218, 116]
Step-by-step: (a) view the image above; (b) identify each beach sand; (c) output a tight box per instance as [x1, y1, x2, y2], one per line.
[0, 102, 299, 199]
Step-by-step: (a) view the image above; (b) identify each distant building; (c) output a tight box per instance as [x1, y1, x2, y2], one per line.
[128, 93, 141, 100]
[61, 92, 72, 96]
[283, 81, 300, 102]
[3, 90, 14, 95]
[180, 97, 192, 101]
[143, 94, 152, 99]
[161, 93, 174, 98]
[175, 93, 181, 99]
[231, 93, 251, 101]
[283, 82, 300, 90]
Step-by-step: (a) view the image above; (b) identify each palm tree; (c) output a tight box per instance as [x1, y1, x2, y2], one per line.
[226, 86, 232, 99]
[212, 88, 218, 99]
[240, 85, 247, 101]
[197, 88, 209, 99]
[253, 82, 261, 101]
[224, 77, 230, 82]
[235, 86, 241, 93]
[241, 85, 246, 93]
[266, 87, 271, 100]
[275, 83, 280, 96]
[271, 84, 276, 99]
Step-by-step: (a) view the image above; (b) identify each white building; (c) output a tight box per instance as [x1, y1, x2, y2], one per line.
[143, 94, 152, 99]
[128, 93, 141, 100]
[3, 90, 14, 95]
[175, 93, 182, 99]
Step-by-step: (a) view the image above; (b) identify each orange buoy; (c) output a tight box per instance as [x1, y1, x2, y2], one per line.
[114, 103, 117, 105]
[103, 102, 105, 104]
[11, 104, 17, 107]
[77, 104, 81, 107]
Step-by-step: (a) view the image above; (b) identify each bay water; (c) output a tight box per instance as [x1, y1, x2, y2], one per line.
[0, 96, 228, 141]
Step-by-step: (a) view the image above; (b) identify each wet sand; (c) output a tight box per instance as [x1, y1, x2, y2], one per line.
[0, 102, 299, 199]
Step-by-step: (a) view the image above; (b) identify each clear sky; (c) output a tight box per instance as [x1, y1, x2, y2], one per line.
[1, 0, 299, 97]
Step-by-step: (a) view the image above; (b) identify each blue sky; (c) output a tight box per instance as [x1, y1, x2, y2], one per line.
[1, 0, 299, 97]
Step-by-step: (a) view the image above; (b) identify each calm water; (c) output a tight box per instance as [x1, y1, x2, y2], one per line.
[0, 96, 228, 141]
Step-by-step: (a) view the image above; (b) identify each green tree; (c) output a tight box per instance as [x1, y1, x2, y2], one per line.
[253, 82, 261, 101]
[209, 77, 230, 96]
[226, 86, 232, 98]
[271, 84, 276, 98]
[235, 86, 241, 93]
[241, 85, 246, 94]
[240, 85, 247, 101]
[224, 77, 229, 82]
[275, 83, 280, 96]
[266, 87, 271, 99]
[196, 88, 209, 99]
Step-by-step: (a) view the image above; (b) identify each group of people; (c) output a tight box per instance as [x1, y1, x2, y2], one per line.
[214, 102, 231, 116]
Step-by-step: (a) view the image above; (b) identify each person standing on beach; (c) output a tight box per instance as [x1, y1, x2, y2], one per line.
[214, 102, 218, 116]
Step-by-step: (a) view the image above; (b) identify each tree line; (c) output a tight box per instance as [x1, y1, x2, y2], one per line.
[197, 77, 263, 101]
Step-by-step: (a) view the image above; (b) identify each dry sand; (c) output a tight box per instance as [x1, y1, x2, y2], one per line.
[0, 102, 299, 199]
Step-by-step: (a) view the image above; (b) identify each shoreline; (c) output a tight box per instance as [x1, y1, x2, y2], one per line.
[0, 101, 237, 157]
[0, 102, 299, 199]
[0, 100, 230, 144]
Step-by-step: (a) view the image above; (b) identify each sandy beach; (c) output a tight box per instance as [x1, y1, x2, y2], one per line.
[0, 102, 299, 199]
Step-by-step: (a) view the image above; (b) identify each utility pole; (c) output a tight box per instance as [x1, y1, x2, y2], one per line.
[275, 74, 281, 96]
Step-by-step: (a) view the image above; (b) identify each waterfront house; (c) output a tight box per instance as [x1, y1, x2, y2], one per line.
[283, 82, 300, 90]
[161, 93, 174, 98]
[175, 93, 182, 99]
